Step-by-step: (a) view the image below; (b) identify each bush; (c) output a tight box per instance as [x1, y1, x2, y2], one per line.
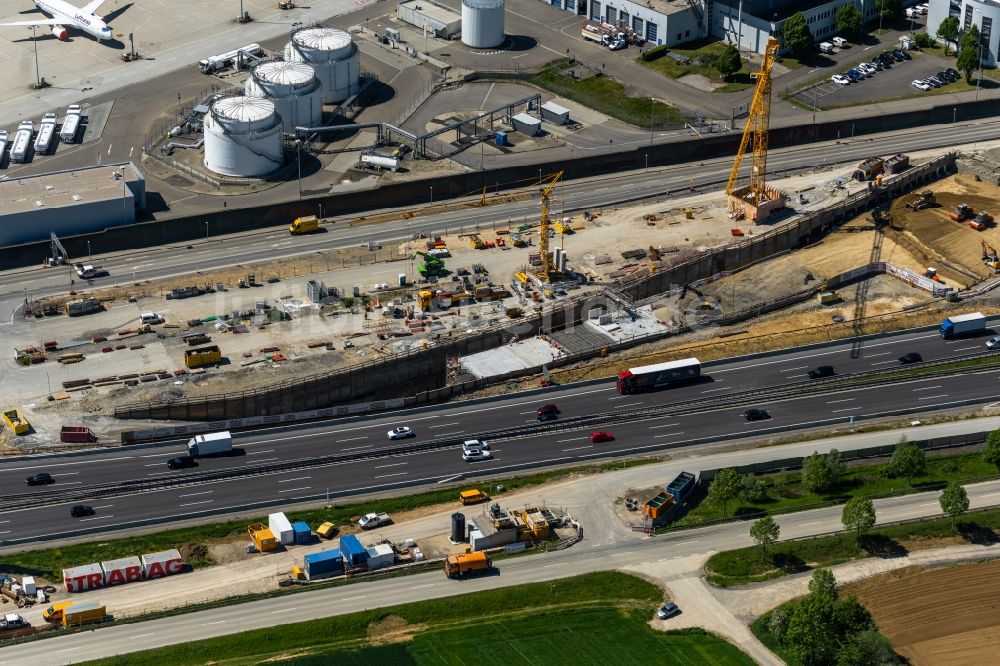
[642, 45, 669, 62]
[914, 32, 935, 48]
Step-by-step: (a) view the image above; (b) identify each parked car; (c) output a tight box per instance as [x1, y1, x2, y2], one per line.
[871, 59, 884, 71]
[946, 67, 959, 80]
[70, 505, 95, 518]
[462, 449, 492, 462]
[832, 74, 851, 85]
[744, 408, 771, 421]
[897, 49, 912, 60]
[167, 455, 197, 470]
[25, 472, 54, 486]
[898, 352, 923, 364]
[986, 335, 1000, 349]
[937, 71, 952, 83]
[590, 431, 615, 443]
[858, 63, 876, 76]
[462, 438, 490, 451]
[808, 365, 835, 379]
[657, 602, 681, 620]
[387, 426, 414, 440]
[912, 80, 932, 91]
[928, 75, 946, 87]
[846, 69, 864, 81]
[536, 404, 560, 416]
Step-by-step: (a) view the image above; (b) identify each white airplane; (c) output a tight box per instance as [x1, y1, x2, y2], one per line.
[0, 0, 113, 41]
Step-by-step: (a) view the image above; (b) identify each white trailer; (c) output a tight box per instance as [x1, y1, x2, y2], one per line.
[0, 130, 8, 166]
[198, 43, 262, 74]
[34, 113, 57, 155]
[60, 105, 82, 143]
[10, 121, 32, 163]
[186, 431, 233, 456]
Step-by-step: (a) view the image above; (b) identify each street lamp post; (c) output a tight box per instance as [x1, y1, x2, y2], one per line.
[87, 240, 91, 259]
[205, 220, 209, 240]
[649, 98, 654, 145]
[30, 26, 42, 88]
[295, 139, 302, 200]
[119, 166, 128, 225]
[644, 153, 648, 172]
[429, 186, 433, 204]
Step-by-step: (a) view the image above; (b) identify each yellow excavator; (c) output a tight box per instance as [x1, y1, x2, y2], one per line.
[982, 240, 1000, 273]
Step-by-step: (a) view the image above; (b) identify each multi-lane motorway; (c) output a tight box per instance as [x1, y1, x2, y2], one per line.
[2, 324, 997, 544]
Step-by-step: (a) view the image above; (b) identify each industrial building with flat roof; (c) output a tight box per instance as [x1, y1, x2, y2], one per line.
[0, 162, 145, 247]
[397, 0, 463, 38]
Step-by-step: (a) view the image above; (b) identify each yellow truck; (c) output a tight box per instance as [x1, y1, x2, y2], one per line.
[42, 600, 74, 623]
[289, 215, 320, 235]
[184, 345, 222, 369]
[2, 408, 29, 435]
[62, 601, 106, 627]
[460, 489, 489, 505]
[444, 551, 492, 579]
[248, 524, 278, 552]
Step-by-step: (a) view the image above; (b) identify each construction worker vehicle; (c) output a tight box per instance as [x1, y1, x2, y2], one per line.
[905, 190, 936, 210]
[969, 211, 994, 231]
[949, 203, 974, 221]
[444, 551, 492, 578]
[983, 241, 1000, 273]
[414, 251, 446, 277]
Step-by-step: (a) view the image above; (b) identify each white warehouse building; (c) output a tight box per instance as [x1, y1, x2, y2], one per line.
[928, 0, 999, 67]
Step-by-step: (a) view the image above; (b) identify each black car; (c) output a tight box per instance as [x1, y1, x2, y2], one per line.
[70, 505, 95, 518]
[890, 50, 905, 61]
[745, 408, 771, 421]
[946, 67, 959, 79]
[808, 365, 835, 379]
[167, 455, 197, 470]
[936, 71, 951, 83]
[928, 75, 945, 87]
[537, 411, 558, 422]
[25, 472, 54, 486]
[898, 352, 923, 364]
[899, 49, 912, 60]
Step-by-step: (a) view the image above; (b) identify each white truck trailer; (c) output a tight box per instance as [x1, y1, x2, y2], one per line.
[34, 113, 56, 155]
[10, 121, 33, 163]
[60, 105, 82, 143]
[0, 130, 8, 166]
[187, 431, 233, 457]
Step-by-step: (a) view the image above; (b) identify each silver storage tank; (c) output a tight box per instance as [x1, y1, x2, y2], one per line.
[461, 0, 505, 49]
[244, 61, 323, 129]
[284, 27, 360, 104]
[203, 96, 284, 177]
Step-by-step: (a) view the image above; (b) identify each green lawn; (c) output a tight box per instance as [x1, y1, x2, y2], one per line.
[530, 60, 683, 126]
[704, 505, 1000, 587]
[639, 40, 754, 93]
[0, 459, 659, 580]
[81, 572, 754, 666]
[676, 451, 998, 527]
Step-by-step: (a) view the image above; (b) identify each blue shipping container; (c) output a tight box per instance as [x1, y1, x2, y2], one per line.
[338, 534, 368, 565]
[292, 521, 312, 545]
[495, 131, 507, 147]
[666, 472, 695, 501]
[304, 549, 344, 579]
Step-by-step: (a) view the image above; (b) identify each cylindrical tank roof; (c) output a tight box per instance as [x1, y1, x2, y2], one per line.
[463, 0, 503, 8]
[252, 61, 315, 86]
[211, 96, 275, 123]
[292, 27, 352, 52]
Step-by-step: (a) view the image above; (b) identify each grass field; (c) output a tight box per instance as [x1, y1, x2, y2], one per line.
[677, 450, 998, 527]
[530, 60, 684, 126]
[1, 458, 659, 580]
[705, 505, 1000, 587]
[82, 572, 753, 666]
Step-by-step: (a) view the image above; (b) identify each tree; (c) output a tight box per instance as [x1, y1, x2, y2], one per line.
[960, 24, 980, 51]
[936, 15, 960, 53]
[808, 568, 838, 607]
[984, 429, 1000, 472]
[741, 473, 766, 502]
[914, 32, 935, 49]
[874, 0, 901, 22]
[784, 595, 839, 666]
[751, 516, 780, 559]
[939, 481, 970, 524]
[836, 4, 863, 41]
[886, 439, 925, 485]
[837, 628, 902, 666]
[833, 597, 874, 636]
[802, 449, 846, 494]
[708, 468, 742, 516]
[842, 496, 876, 542]
[781, 13, 814, 60]
[716, 44, 742, 81]
[957, 42, 980, 83]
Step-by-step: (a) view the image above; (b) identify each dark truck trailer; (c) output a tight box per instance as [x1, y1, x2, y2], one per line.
[616, 358, 701, 394]
[60, 426, 96, 443]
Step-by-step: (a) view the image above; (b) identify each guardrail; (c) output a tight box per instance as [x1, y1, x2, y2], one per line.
[6, 351, 998, 511]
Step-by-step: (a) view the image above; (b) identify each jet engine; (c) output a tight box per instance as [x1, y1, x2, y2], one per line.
[50, 25, 68, 40]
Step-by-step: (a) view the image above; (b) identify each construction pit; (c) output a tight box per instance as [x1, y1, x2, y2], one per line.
[5, 149, 1000, 446]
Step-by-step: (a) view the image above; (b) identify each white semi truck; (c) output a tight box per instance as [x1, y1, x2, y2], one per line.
[10, 121, 33, 163]
[60, 105, 82, 143]
[34, 113, 57, 155]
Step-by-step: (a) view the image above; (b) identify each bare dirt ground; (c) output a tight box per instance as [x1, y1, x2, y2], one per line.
[841, 558, 1000, 665]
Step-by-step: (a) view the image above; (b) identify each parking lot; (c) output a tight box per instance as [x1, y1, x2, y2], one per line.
[792, 49, 960, 109]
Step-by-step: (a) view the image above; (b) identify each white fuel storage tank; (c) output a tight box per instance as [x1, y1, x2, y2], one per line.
[203, 96, 284, 177]
[283, 27, 360, 104]
[244, 60, 323, 130]
[461, 0, 505, 49]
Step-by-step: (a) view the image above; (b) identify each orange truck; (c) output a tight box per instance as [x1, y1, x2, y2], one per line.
[444, 551, 492, 579]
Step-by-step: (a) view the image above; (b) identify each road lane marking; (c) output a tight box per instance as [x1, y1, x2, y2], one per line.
[178, 491, 213, 498]
[343, 444, 373, 451]
[653, 432, 685, 439]
[272, 608, 296, 613]
[144, 462, 164, 467]
[374, 472, 407, 479]
[702, 387, 731, 393]
[431, 431, 465, 437]
[179, 500, 214, 507]
[1, 455, 135, 471]
[279, 486, 312, 493]
[865, 352, 891, 357]
[92, 504, 114, 509]
[336, 436, 368, 443]
[430, 422, 460, 428]
[373, 462, 408, 469]
[871, 360, 897, 365]
[79, 515, 113, 521]
[131, 633, 155, 639]
[800, 522, 821, 526]
[562, 445, 594, 451]
[556, 437, 585, 443]
[912, 386, 942, 391]
[246, 449, 276, 455]
[649, 423, 680, 429]
[827, 398, 856, 404]
[952, 345, 981, 351]
[831, 407, 859, 413]
[205, 620, 226, 625]
[278, 476, 311, 483]
[917, 394, 950, 400]
[246, 457, 279, 464]
[613, 402, 643, 408]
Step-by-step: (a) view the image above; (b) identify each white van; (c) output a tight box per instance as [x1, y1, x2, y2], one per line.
[139, 312, 163, 325]
[819, 42, 834, 54]
[832, 36, 848, 48]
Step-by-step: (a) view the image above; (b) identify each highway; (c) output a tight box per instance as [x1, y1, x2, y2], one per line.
[0, 119, 997, 310]
[1, 324, 997, 544]
[4, 474, 1000, 665]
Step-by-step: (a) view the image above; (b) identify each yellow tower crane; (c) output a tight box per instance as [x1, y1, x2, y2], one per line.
[537, 171, 563, 282]
[725, 37, 779, 220]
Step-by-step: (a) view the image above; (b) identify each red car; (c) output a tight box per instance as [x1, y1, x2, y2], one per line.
[590, 431, 614, 443]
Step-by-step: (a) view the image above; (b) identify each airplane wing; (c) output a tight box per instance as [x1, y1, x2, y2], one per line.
[81, 0, 107, 14]
[0, 18, 66, 27]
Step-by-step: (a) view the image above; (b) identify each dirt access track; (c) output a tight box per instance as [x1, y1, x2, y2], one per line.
[843, 558, 1000, 665]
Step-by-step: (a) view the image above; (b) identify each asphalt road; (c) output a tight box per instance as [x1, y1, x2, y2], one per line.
[2, 323, 997, 544]
[4, 475, 1000, 665]
[1, 118, 997, 313]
